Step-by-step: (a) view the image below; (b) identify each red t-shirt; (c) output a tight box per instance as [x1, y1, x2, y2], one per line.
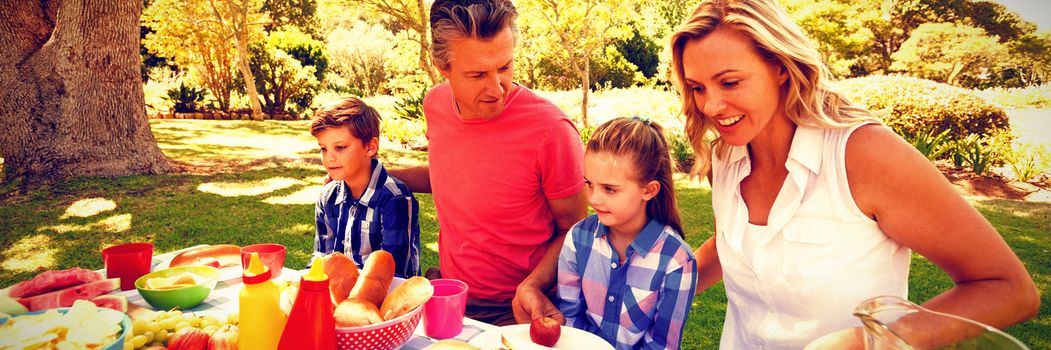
[424, 83, 585, 302]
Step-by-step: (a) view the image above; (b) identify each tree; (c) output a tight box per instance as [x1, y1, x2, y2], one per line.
[784, 0, 877, 77]
[519, 0, 634, 127]
[1006, 32, 1051, 86]
[347, 0, 438, 86]
[207, 0, 268, 120]
[143, 0, 242, 111]
[890, 22, 1007, 85]
[0, 0, 172, 190]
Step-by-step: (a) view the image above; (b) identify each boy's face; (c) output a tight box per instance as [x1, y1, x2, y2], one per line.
[317, 127, 377, 182]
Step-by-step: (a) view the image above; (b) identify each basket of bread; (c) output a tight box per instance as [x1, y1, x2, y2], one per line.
[281, 251, 433, 350]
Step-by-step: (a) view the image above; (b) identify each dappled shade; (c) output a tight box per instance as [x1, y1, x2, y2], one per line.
[2, 235, 57, 273]
[61, 198, 117, 219]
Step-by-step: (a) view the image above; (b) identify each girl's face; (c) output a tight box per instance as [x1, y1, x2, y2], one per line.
[584, 151, 659, 232]
[681, 27, 788, 146]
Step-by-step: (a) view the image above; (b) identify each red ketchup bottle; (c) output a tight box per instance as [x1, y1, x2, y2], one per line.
[277, 257, 336, 350]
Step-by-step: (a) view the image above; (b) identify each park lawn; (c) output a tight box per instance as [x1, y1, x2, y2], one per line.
[0, 119, 1047, 348]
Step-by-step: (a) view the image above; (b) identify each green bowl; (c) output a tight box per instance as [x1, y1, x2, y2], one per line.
[135, 265, 220, 310]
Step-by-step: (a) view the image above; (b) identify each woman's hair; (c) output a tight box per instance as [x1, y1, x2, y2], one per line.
[669, 0, 879, 176]
[430, 0, 518, 71]
[587, 117, 684, 238]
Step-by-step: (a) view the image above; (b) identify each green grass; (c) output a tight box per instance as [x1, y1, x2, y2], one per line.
[0, 119, 1047, 348]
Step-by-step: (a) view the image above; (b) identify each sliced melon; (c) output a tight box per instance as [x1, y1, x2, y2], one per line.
[0, 296, 28, 315]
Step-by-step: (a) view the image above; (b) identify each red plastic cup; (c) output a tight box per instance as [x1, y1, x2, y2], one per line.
[102, 242, 154, 291]
[422, 279, 469, 339]
[240, 243, 286, 278]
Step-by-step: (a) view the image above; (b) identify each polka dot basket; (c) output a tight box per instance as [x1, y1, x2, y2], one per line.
[334, 304, 424, 350]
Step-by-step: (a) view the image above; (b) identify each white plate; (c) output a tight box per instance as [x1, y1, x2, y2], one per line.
[467, 324, 614, 350]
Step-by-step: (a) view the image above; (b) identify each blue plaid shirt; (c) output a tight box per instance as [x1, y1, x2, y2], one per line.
[558, 215, 697, 350]
[314, 159, 420, 278]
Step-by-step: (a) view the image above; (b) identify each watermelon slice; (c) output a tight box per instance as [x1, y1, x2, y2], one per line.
[92, 295, 128, 313]
[16, 278, 119, 312]
[7, 267, 104, 298]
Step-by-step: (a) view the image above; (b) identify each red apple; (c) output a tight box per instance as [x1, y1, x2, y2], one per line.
[168, 327, 210, 350]
[529, 316, 561, 347]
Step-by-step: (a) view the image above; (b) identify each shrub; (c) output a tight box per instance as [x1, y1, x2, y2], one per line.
[163, 83, 208, 113]
[836, 75, 1010, 141]
[383, 117, 426, 146]
[896, 126, 952, 160]
[669, 131, 695, 173]
[1002, 142, 1050, 182]
[579, 125, 595, 145]
[394, 88, 426, 121]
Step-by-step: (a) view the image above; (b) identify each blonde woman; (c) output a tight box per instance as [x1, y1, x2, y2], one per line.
[669, 0, 1039, 348]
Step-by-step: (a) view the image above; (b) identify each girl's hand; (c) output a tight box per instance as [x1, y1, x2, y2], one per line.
[804, 328, 864, 350]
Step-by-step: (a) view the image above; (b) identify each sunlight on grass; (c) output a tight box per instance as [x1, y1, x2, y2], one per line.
[278, 224, 314, 236]
[1, 235, 57, 272]
[39, 214, 133, 234]
[198, 177, 306, 197]
[425, 242, 439, 254]
[61, 198, 117, 219]
[185, 134, 317, 158]
[263, 184, 322, 205]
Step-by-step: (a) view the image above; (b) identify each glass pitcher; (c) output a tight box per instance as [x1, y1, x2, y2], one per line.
[853, 296, 1029, 350]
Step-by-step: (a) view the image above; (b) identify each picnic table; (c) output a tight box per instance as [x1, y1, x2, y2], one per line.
[115, 245, 497, 349]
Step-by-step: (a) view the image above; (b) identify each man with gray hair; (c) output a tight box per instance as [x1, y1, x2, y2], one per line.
[392, 0, 587, 326]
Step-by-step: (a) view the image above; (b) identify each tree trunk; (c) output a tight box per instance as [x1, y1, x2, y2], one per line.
[0, 0, 173, 191]
[235, 36, 263, 120]
[416, 0, 438, 85]
[581, 58, 591, 129]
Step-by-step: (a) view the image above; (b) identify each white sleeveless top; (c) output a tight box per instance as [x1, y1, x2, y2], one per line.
[711, 124, 911, 350]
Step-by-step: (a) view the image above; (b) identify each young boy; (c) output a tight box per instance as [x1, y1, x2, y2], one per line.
[310, 97, 420, 278]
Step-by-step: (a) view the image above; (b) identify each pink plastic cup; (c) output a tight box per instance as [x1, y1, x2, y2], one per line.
[240, 244, 286, 278]
[423, 279, 469, 339]
[102, 242, 154, 291]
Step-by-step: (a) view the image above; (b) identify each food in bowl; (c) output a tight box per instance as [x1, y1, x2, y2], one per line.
[145, 272, 202, 290]
[0, 299, 130, 350]
[135, 266, 220, 310]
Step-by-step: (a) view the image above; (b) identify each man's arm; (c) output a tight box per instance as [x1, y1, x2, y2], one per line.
[512, 189, 588, 323]
[388, 164, 431, 193]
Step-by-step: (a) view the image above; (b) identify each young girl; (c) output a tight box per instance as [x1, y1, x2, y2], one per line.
[557, 117, 697, 350]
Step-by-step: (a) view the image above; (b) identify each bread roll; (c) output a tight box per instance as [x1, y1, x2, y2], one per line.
[333, 298, 383, 327]
[322, 252, 358, 304]
[379, 276, 433, 320]
[347, 250, 395, 307]
[428, 340, 481, 350]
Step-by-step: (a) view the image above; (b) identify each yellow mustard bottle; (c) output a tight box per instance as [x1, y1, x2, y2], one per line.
[239, 252, 288, 350]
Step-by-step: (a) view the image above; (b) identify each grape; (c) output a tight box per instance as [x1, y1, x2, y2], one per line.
[132, 319, 147, 334]
[142, 330, 155, 344]
[202, 315, 220, 327]
[130, 335, 148, 348]
[175, 321, 191, 331]
[155, 329, 169, 342]
[159, 318, 177, 331]
[145, 321, 162, 334]
[123, 342, 134, 350]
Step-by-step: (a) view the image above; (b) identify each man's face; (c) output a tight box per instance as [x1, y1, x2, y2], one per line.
[439, 26, 515, 120]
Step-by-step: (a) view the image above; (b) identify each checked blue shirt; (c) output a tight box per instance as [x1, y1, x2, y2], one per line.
[557, 215, 697, 350]
[314, 159, 420, 278]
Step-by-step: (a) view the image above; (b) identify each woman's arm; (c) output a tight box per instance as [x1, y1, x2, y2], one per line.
[693, 234, 723, 293]
[840, 125, 1039, 346]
